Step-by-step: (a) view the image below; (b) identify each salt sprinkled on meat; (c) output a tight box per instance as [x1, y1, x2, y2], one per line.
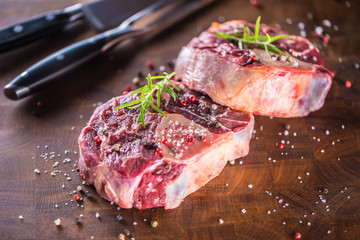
[175, 20, 333, 117]
[78, 86, 254, 209]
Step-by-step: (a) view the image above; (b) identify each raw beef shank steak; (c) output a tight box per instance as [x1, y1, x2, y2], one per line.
[78, 87, 254, 209]
[175, 20, 334, 117]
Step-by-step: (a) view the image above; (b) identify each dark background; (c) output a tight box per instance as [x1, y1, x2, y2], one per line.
[0, 0, 359, 239]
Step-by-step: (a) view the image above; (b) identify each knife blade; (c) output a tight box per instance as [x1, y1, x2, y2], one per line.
[0, 0, 158, 53]
[3, 0, 214, 100]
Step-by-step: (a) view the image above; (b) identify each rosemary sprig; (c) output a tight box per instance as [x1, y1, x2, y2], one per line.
[215, 16, 291, 59]
[114, 72, 179, 129]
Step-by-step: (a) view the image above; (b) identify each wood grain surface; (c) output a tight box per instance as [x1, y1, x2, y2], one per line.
[1, 0, 360, 239]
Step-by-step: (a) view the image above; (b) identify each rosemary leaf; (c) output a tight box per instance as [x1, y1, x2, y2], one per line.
[115, 72, 178, 129]
[254, 16, 261, 40]
[214, 16, 291, 59]
[114, 99, 142, 110]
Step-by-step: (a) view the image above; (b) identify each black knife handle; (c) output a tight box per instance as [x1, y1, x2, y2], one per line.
[3, 27, 130, 100]
[0, 4, 83, 53]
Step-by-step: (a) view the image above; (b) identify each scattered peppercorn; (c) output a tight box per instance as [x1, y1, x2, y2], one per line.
[123, 91, 129, 95]
[162, 139, 169, 145]
[251, 55, 257, 61]
[150, 220, 158, 228]
[197, 135, 202, 141]
[172, 148, 178, 153]
[249, 0, 261, 7]
[294, 232, 302, 239]
[187, 135, 194, 143]
[54, 218, 61, 226]
[180, 99, 187, 106]
[124, 229, 131, 236]
[36, 101, 44, 107]
[156, 148, 163, 154]
[85, 190, 92, 198]
[201, 137, 207, 143]
[75, 217, 80, 223]
[146, 61, 154, 69]
[94, 136, 102, 143]
[125, 85, 132, 92]
[116, 215, 123, 221]
[77, 185, 82, 192]
[345, 80, 351, 88]
[279, 144, 284, 149]
[114, 144, 120, 151]
[323, 35, 330, 44]
[132, 77, 141, 85]
[74, 194, 80, 201]
[189, 96, 196, 102]
[118, 233, 125, 240]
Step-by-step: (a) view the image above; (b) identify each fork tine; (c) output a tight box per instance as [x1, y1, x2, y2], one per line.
[119, 0, 179, 30]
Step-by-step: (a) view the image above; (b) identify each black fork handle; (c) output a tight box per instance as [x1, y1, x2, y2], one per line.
[3, 27, 130, 100]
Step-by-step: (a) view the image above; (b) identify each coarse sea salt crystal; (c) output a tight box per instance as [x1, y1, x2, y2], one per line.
[298, 22, 305, 29]
[322, 19, 331, 27]
[219, 219, 224, 224]
[315, 26, 323, 35]
[300, 30, 307, 38]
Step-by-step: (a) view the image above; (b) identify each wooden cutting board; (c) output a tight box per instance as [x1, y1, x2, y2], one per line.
[0, 0, 359, 239]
